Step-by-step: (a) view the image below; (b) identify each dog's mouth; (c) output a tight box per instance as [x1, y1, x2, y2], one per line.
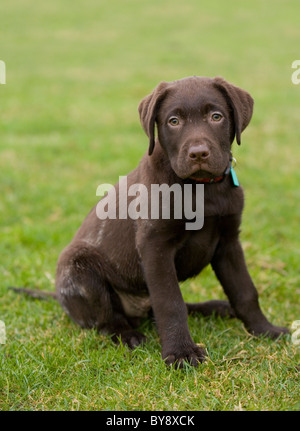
[188, 169, 219, 180]
[177, 167, 226, 182]
[185, 158, 230, 181]
[170, 155, 230, 183]
[187, 163, 231, 183]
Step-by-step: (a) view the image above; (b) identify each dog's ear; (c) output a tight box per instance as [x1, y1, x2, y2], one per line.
[138, 81, 169, 155]
[213, 77, 254, 145]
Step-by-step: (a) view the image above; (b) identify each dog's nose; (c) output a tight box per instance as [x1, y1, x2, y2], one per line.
[188, 144, 210, 161]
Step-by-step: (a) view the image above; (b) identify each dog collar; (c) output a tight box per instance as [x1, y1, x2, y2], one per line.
[190, 158, 239, 187]
[190, 173, 227, 184]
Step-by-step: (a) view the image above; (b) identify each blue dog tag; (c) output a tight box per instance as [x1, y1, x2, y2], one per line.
[230, 166, 239, 187]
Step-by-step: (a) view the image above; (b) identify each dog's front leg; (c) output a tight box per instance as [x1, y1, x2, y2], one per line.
[138, 239, 206, 367]
[211, 237, 289, 338]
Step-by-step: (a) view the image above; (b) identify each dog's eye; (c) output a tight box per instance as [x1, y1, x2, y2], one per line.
[211, 113, 223, 122]
[168, 117, 180, 126]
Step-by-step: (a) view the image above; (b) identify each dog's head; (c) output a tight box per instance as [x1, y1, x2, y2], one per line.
[138, 76, 253, 179]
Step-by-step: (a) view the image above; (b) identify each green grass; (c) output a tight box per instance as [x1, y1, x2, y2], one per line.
[0, 0, 299, 411]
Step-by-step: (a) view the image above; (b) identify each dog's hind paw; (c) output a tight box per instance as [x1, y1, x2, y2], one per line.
[186, 299, 236, 318]
[113, 330, 147, 349]
[247, 323, 289, 339]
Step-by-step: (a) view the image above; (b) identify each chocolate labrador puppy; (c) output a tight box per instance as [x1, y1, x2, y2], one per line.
[54, 76, 288, 367]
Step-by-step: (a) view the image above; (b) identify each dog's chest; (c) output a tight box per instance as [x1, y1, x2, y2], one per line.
[175, 222, 220, 280]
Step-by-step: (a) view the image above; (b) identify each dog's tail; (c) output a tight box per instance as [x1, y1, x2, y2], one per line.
[8, 286, 58, 300]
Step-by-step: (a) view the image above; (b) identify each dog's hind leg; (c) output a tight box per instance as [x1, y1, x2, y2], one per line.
[56, 242, 146, 349]
[186, 300, 236, 318]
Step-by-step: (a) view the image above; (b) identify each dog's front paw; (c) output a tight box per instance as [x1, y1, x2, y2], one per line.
[162, 343, 206, 368]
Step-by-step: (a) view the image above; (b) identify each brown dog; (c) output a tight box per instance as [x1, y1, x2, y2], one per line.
[53, 76, 288, 367]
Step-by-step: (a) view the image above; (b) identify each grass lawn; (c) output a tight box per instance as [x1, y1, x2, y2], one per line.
[0, 0, 299, 411]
